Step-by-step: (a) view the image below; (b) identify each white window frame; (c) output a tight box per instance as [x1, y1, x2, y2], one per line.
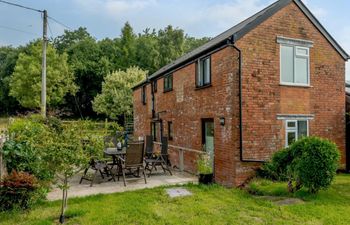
[280, 44, 310, 87]
[285, 120, 309, 147]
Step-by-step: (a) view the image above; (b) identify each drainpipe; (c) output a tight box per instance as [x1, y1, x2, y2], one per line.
[230, 36, 265, 163]
[150, 79, 155, 119]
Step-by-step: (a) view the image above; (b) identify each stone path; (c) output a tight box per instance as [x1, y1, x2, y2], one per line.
[47, 171, 197, 201]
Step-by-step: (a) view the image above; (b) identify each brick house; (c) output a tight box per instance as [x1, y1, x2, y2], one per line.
[133, 0, 350, 187]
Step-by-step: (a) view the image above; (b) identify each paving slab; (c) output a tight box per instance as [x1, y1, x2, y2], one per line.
[166, 188, 192, 198]
[47, 171, 197, 201]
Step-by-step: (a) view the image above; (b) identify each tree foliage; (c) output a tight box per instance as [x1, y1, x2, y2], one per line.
[92, 67, 146, 119]
[2, 22, 210, 118]
[260, 137, 340, 194]
[9, 41, 77, 109]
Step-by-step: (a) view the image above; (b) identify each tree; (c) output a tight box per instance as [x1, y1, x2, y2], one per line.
[157, 25, 185, 67]
[53, 27, 93, 54]
[116, 22, 137, 70]
[92, 67, 146, 119]
[9, 41, 77, 109]
[184, 36, 211, 53]
[0, 46, 21, 114]
[64, 38, 109, 117]
[135, 28, 160, 74]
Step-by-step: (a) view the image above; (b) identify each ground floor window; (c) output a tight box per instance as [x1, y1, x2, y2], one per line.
[285, 120, 308, 147]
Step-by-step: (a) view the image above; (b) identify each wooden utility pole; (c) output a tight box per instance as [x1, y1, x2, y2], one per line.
[41, 10, 48, 118]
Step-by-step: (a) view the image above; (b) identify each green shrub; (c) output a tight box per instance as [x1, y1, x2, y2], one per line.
[259, 137, 340, 194]
[197, 153, 213, 174]
[258, 148, 292, 181]
[1, 116, 55, 181]
[0, 171, 40, 211]
[290, 137, 340, 193]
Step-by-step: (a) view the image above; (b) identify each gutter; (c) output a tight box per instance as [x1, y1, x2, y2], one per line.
[230, 36, 265, 163]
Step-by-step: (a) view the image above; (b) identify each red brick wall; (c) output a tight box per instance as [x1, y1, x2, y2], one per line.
[134, 47, 240, 187]
[133, 1, 347, 187]
[234, 1, 346, 185]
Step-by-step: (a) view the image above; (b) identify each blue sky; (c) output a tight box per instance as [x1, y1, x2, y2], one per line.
[0, 0, 349, 78]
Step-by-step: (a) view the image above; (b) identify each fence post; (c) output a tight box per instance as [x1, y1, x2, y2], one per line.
[179, 149, 184, 172]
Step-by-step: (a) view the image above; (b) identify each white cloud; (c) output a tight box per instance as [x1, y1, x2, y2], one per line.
[201, 0, 269, 31]
[73, 0, 157, 19]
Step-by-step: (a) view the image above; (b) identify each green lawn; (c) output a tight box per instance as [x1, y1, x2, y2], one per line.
[1, 174, 350, 225]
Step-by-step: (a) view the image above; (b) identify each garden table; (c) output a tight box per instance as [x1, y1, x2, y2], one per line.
[104, 147, 126, 166]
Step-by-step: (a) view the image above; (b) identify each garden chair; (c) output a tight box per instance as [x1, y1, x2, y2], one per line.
[145, 137, 172, 177]
[80, 139, 115, 187]
[79, 159, 115, 187]
[118, 141, 147, 186]
[144, 135, 155, 158]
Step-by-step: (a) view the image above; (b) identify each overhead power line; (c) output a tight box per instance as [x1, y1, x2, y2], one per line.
[0, 0, 43, 13]
[0, 24, 38, 36]
[48, 16, 72, 30]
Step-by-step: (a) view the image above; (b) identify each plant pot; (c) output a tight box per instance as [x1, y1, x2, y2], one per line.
[198, 173, 214, 185]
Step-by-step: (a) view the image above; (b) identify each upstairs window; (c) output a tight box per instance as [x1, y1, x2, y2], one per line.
[164, 74, 173, 92]
[141, 85, 146, 105]
[196, 56, 211, 87]
[280, 45, 310, 85]
[285, 120, 308, 147]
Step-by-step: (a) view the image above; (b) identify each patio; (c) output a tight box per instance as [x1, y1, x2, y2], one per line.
[47, 170, 197, 201]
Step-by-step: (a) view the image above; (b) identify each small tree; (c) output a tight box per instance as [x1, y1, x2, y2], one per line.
[49, 131, 88, 223]
[92, 66, 146, 119]
[9, 40, 77, 109]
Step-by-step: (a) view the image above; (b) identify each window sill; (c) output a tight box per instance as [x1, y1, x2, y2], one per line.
[163, 89, 173, 93]
[195, 84, 212, 90]
[279, 83, 312, 88]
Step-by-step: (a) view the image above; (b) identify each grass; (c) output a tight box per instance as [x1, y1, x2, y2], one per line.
[0, 174, 349, 225]
[0, 117, 9, 130]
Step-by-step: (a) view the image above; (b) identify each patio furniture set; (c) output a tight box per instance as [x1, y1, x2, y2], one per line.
[80, 134, 172, 187]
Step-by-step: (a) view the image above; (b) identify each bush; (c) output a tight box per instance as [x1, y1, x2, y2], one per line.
[258, 148, 292, 181]
[290, 137, 340, 193]
[260, 137, 340, 194]
[0, 171, 40, 211]
[1, 116, 54, 181]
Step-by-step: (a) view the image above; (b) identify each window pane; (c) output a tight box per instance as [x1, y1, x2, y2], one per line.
[298, 121, 308, 138]
[199, 61, 204, 86]
[296, 47, 308, 56]
[295, 57, 308, 84]
[169, 75, 173, 89]
[196, 62, 201, 86]
[287, 131, 296, 146]
[204, 58, 210, 84]
[287, 121, 296, 128]
[281, 46, 294, 83]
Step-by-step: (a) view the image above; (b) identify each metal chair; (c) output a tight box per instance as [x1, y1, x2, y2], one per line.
[118, 141, 147, 186]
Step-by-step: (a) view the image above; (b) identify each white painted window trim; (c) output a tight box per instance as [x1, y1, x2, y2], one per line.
[280, 44, 310, 86]
[285, 119, 309, 147]
[277, 36, 314, 48]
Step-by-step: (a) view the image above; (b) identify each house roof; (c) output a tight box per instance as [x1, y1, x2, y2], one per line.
[134, 0, 349, 90]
